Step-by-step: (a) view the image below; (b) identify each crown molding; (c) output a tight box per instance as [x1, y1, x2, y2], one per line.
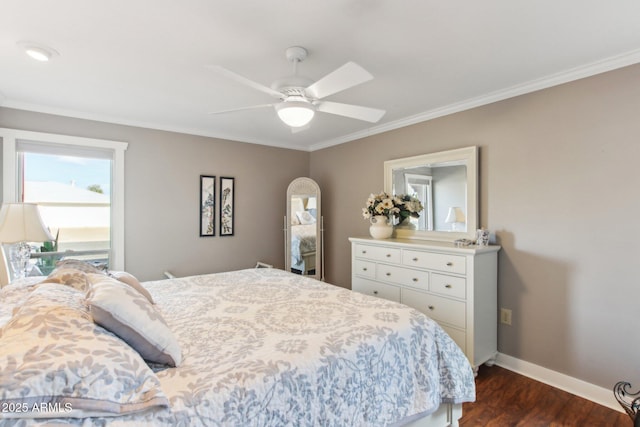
[309, 48, 640, 151]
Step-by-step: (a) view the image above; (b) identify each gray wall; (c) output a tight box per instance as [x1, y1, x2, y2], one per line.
[310, 63, 640, 391]
[0, 108, 309, 279]
[2, 62, 639, 393]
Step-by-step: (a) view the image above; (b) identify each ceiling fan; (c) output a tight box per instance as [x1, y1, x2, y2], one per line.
[207, 46, 386, 129]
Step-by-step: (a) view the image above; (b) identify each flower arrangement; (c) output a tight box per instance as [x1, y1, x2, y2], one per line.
[362, 192, 396, 219]
[394, 194, 424, 224]
[362, 192, 424, 223]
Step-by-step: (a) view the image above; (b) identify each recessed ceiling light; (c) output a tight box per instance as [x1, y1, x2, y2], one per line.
[17, 41, 59, 62]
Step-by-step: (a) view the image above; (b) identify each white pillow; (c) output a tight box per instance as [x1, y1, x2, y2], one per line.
[296, 210, 316, 225]
[87, 274, 182, 367]
[108, 270, 154, 304]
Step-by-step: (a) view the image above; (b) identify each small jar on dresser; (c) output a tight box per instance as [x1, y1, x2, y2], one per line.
[349, 237, 500, 371]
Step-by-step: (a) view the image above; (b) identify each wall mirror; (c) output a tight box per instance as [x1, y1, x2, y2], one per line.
[285, 177, 323, 280]
[384, 146, 478, 242]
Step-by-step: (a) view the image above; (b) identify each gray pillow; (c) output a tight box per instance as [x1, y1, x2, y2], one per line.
[87, 275, 182, 366]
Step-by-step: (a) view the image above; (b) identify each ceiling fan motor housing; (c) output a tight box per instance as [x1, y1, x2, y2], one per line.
[271, 77, 314, 98]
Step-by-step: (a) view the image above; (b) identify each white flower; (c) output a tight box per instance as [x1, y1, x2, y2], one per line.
[363, 191, 419, 220]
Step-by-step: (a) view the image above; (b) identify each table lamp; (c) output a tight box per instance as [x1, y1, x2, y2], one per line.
[445, 206, 466, 231]
[0, 203, 54, 281]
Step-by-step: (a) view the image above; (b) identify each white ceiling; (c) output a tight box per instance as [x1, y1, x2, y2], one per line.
[2, 1, 640, 152]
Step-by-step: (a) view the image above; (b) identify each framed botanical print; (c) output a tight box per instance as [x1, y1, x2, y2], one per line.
[220, 177, 234, 236]
[200, 175, 215, 236]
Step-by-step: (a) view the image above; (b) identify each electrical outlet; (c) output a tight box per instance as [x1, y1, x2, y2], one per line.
[500, 308, 512, 326]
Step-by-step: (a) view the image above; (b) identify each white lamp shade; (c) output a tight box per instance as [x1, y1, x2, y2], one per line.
[276, 101, 315, 127]
[306, 197, 317, 209]
[445, 206, 466, 224]
[0, 203, 54, 243]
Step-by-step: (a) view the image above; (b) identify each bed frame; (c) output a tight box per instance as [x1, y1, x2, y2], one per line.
[397, 403, 462, 427]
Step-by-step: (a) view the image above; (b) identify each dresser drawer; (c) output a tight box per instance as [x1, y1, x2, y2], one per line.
[402, 288, 466, 329]
[431, 273, 466, 299]
[352, 277, 401, 302]
[402, 250, 466, 274]
[353, 259, 376, 279]
[354, 244, 401, 263]
[376, 264, 429, 290]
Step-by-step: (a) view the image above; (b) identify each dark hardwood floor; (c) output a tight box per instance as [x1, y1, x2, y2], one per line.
[459, 365, 631, 426]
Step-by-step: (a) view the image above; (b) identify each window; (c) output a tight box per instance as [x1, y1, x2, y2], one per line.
[404, 173, 434, 231]
[20, 150, 111, 274]
[1, 128, 127, 275]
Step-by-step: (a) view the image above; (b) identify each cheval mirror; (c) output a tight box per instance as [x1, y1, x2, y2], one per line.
[284, 177, 323, 280]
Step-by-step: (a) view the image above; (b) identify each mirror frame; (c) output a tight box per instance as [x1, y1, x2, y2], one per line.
[384, 146, 478, 242]
[285, 177, 323, 280]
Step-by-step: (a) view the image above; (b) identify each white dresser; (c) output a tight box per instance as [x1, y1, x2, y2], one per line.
[349, 237, 500, 370]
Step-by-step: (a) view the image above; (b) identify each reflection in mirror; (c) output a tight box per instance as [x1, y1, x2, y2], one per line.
[285, 178, 323, 280]
[393, 163, 467, 232]
[384, 146, 478, 242]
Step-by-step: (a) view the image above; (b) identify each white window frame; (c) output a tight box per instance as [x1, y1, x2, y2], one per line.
[1, 128, 128, 270]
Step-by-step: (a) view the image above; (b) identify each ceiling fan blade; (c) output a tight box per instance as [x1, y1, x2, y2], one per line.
[208, 104, 274, 115]
[206, 65, 282, 98]
[316, 101, 386, 123]
[306, 62, 374, 99]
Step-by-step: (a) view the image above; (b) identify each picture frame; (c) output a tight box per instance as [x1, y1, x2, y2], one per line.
[220, 177, 235, 236]
[200, 175, 215, 236]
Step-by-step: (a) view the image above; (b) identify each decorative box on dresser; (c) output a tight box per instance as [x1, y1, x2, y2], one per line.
[349, 237, 500, 371]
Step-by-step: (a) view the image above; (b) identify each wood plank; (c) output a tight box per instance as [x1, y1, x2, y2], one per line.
[459, 365, 631, 426]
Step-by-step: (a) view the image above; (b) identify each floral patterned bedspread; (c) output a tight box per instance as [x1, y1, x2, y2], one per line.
[291, 224, 317, 263]
[1, 268, 475, 426]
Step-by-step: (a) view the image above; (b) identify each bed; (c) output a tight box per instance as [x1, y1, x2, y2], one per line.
[290, 223, 317, 274]
[0, 265, 475, 426]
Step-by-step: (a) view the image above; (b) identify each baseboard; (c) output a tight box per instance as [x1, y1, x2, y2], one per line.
[494, 353, 623, 413]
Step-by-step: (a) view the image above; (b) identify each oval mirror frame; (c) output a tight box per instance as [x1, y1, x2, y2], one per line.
[285, 177, 323, 280]
[384, 146, 478, 242]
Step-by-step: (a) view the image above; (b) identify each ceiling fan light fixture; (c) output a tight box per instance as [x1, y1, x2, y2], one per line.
[276, 101, 315, 128]
[17, 41, 58, 62]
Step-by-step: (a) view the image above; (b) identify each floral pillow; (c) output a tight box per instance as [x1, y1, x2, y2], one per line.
[296, 210, 316, 225]
[39, 267, 90, 292]
[0, 283, 169, 419]
[87, 274, 182, 366]
[55, 259, 107, 274]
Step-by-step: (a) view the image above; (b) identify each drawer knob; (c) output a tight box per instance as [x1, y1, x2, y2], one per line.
[373, 291, 378, 295]
[445, 284, 452, 288]
[362, 267, 368, 271]
[362, 250, 367, 254]
[412, 278, 418, 282]
[428, 305, 435, 310]
[446, 262, 453, 267]
[412, 257, 419, 262]
[386, 272, 391, 276]
[386, 253, 391, 257]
